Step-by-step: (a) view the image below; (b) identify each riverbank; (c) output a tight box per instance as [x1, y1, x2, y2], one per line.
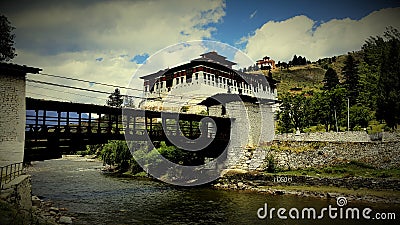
[213, 170, 400, 204]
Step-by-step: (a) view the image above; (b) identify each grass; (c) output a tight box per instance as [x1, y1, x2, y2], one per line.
[271, 65, 325, 96]
[268, 161, 400, 179]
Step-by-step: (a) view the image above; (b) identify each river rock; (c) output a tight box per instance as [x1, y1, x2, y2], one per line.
[327, 192, 338, 198]
[50, 207, 59, 213]
[59, 216, 73, 224]
[32, 195, 42, 207]
[221, 169, 247, 177]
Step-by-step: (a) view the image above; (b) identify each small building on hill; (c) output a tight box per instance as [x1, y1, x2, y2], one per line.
[256, 56, 276, 70]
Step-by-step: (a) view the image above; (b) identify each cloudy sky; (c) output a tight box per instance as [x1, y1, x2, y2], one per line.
[1, 0, 399, 105]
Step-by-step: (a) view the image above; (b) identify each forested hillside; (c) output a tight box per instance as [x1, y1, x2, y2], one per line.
[264, 27, 400, 133]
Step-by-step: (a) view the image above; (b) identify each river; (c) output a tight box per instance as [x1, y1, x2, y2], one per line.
[27, 157, 398, 224]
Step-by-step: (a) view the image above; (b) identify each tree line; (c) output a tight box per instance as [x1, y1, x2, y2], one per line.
[277, 27, 400, 133]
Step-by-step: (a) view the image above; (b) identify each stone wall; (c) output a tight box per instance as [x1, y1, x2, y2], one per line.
[1, 175, 32, 210]
[216, 173, 400, 191]
[233, 141, 400, 171]
[274, 131, 371, 142]
[209, 101, 275, 170]
[382, 132, 400, 142]
[0, 74, 26, 166]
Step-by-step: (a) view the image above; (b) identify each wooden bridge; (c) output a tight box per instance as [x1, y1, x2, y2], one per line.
[25, 98, 231, 161]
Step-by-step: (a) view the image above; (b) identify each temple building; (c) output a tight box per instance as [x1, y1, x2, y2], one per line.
[256, 56, 276, 70]
[139, 51, 278, 113]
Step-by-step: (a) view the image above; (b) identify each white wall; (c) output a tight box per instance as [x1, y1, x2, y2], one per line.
[0, 74, 26, 166]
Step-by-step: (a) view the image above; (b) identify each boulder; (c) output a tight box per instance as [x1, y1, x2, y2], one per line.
[59, 216, 73, 224]
[32, 195, 42, 207]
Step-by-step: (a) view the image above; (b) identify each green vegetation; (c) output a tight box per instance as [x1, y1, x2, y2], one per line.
[107, 88, 123, 107]
[95, 140, 206, 178]
[0, 14, 17, 62]
[270, 65, 325, 95]
[275, 27, 400, 133]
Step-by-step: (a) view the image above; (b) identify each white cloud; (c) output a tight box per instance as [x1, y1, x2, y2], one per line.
[238, 7, 400, 62]
[7, 0, 226, 105]
[249, 10, 257, 19]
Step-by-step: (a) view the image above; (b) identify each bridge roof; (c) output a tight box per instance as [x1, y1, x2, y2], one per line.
[26, 97, 230, 121]
[0, 62, 41, 76]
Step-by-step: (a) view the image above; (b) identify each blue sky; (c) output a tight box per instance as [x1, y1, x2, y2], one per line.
[215, 0, 400, 48]
[1, 0, 399, 104]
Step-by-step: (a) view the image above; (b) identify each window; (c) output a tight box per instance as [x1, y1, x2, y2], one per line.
[195, 74, 198, 80]
[176, 78, 179, 84]
[181, 77, 184, 83]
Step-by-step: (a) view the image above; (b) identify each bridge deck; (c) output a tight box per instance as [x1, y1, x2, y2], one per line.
[25, 98, 231, 161]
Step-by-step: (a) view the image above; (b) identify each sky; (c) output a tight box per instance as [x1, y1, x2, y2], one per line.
[1, 0, 399, 105]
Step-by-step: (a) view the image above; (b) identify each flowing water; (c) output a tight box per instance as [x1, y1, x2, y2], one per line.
[28, 157, 399, 224]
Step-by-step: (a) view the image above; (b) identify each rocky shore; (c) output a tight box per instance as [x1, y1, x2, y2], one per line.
[31, 195, 74, 224]
[213, 170, 400, 204]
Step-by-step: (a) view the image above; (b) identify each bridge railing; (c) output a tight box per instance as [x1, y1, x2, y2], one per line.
[0, 162, 25, 190]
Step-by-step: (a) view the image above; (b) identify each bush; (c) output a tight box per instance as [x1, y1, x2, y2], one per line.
[266, 155, 277, 173]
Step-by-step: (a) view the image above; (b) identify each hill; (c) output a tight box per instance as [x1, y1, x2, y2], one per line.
[248, 51, 363, 96]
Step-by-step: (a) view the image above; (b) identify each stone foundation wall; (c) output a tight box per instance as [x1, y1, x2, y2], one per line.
[209, 101, 275, 170]
[235, 141, 400, 171]
[1, 175, 32, 210]
[274, 131, 371, 142]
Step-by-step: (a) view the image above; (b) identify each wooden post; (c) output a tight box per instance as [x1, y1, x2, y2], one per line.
[66, 112, 70, 133]
[57, 111, 61, 133]
[42, 110, 46, 133]
[97, 113, 101, 134]
[189, 119, 193, 138]
[108, 114, 112, 134]
[78, 112, 82, 133]
[35, 109, 39, 133]
[149, 116, 153, 136]
[88, 112, 92, 133]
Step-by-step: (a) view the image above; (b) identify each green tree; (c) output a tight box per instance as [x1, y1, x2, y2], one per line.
[277, 93, 312, 133]
[310, 91, 331, 131]
[349, 105, 372, 130]
[0, 15, 17, 62]
[310, 88, 346, 131]
[107, 88, 124, 107]
[376, 29, 400, 128]
[323, 68, 339, 90]
[357, 61, 379, 110]
[361, 26, 400, 129]
[100, 140, 132, 172]
[342, 54, 359, 105]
